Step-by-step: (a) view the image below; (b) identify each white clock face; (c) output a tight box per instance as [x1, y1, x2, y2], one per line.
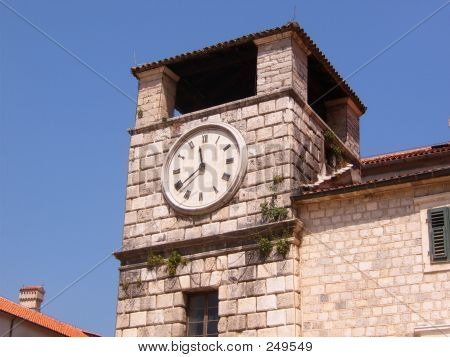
[161, 123, 247, 215]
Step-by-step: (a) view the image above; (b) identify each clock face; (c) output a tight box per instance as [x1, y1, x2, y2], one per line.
[161, 123, 247, 215]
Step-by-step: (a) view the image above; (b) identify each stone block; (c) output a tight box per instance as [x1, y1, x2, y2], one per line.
[257, 262, 277, 278]
[227, 315, 246, 331]
[238, 297, 257, 314]
[247, 312, 266, 329]
[267, 277, 286, 294]
[219, 300, 237, 316]
[191, 259, 204, 273]
[156, 293, 173, 309]
[152, 324, 171, 337]
[228, 252, 246, 268]
[164, 307, 186, 323]
[256, 127, 273, 142]
[116, 314, 129, 329]
[245, 280, 266, 296]
[230, 202, 246, 218]
[267, 310, 286, 327]
[171, 323, 186, 337]
[202, 222, 220, 236]
[220, 219, 237, 233]
[130, 311, 147, 327]
[147, 310, 164, 325]
[257, 327, 278, 337]
[257, 294, 277, 311]
[179, 275, 191, 290]
[122, 328, 138, 337]
[173, 292, 186, 307]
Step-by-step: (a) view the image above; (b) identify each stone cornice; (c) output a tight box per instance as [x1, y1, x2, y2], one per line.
[114, 218, 303, 266]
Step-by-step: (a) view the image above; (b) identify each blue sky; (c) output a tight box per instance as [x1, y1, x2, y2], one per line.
[0, 1, 448, 336]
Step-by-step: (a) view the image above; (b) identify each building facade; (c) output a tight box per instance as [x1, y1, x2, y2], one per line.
[114, 22, 450, 337]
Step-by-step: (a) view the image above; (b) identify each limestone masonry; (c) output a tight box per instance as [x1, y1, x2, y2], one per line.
[114, 22, 450, 337]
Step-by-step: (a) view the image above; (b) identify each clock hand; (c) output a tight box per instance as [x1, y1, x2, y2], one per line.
[177, 162, 205, 191]
[179, 171, 201, 192]
[181, 166, 201, 186]
[199, 148, 204, 164]
[198, 148, 206, 174]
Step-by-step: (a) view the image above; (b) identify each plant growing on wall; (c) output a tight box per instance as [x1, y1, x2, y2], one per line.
[260, 200, 289, 222]
[255, 228, 292, 261]
[119, 276, 131, 298]
[275, 237, 290, 258]
[323, 129, 344, 168]
[260, 175, 289, 223]
[147, 252, 165, 269]
[166, 250, 188, 276]
[256, 236, 273, 258]
[147, 250, 188, 276]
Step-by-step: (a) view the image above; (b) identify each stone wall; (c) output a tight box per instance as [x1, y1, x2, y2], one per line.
[135, 67, 179, 129]
[297, 180, 450, 336]
[116, 88, 329, 336]
[122, 94, 324, 253]
[255, 33, 308, 101]
[324, 98, 361, 157]
[115, 236, 301, 337]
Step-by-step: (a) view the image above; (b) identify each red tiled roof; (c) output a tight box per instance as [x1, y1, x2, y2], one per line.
[292, 167, 450, 200]
[131, 22, 366, 114]
[0, 296, 96, 337]
[362, 143, 450, 165]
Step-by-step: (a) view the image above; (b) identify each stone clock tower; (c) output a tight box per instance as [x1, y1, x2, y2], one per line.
[114, 22, 365, 337]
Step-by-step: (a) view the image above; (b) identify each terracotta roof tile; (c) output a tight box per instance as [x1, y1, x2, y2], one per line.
[293, 167, 450, 199]
[131, 22, 366, 113]
[362, 143, 450, 165]
[0, 296, 97, 337]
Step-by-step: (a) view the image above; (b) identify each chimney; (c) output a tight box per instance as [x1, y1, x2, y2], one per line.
[19, 286, 45, 312]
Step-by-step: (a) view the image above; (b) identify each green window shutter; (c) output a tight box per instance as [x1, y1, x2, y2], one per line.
[428, 207, 450, 262]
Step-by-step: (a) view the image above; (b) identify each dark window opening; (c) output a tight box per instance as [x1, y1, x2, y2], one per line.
[307, 56, 347, 121]
[186, 291, 218, 337]
[169, 42, 257, 115]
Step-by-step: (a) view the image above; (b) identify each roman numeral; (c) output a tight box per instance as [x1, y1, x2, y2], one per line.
[213, 186, 218, 194]
[174, 180, 182, 191]
[202, 135, 208, 143]
[188, 141, 195, 149]
[173, 168, 180, 175]
[178, 154, 185, 160]
[223, 144, 231, 151]
[226, 157, 234, 164]
[199, 192, 203, 201]
[184, 190, 191, 199]
[215, 136, 220, 144]
[222, 173, 231, 181]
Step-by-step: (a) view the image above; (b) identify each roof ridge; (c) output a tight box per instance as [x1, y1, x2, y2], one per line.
[362, 142, 450, 164]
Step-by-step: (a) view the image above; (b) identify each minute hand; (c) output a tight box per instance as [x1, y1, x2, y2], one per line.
[181, 166, 201, 187]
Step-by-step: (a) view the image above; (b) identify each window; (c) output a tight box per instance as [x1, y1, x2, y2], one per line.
[186, 292, 218, 337]
[416, 193, 450, 273]
[428, 207, 450, 263]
